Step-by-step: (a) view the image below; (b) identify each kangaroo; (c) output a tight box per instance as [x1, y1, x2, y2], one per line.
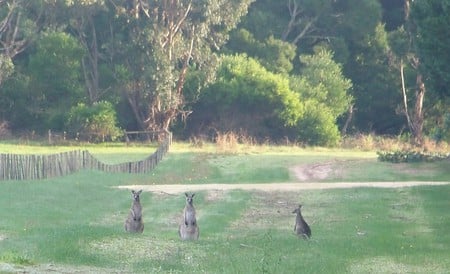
[179, 192, 199, 240]
[124, 189, 144, 233]
[293, 204, 311, 239]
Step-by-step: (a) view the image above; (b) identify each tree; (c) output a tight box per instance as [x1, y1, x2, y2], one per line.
[388, 0, 427, 145]
[108, 0, 254, 134]
[0, 0, 36, 84]
[67, 0, 116, 104]
[349, 24, 403, 134]
[226, 29, 296, 74]
[186, 54, 303, 140]
[27, 31, 85, 131]
[411, 0, 450, 98]
[290, 49, 352, 145]
[0, 0, 60, 83]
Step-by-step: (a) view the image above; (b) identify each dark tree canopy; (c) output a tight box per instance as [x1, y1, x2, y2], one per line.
[411, 0, 450, 97]
[0, 0, 449, 145]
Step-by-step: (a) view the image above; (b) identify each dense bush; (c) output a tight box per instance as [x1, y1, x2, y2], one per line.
[377, 150, 450, 163]
[186, 54, 303, 140]
[295, 100, 341, 146]
[65, 102, 123, 142]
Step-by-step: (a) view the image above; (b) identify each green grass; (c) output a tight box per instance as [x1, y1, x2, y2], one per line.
[0, 142, 449, 273]
[143, 143, 450, 184]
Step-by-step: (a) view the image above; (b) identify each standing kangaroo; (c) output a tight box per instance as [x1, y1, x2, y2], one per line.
[293, 204, 311, 239]
[124, 189, 144, 233]
[179, 193, 199, 240]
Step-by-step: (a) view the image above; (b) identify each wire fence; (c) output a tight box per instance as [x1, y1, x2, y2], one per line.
[0, 132, 171, 180]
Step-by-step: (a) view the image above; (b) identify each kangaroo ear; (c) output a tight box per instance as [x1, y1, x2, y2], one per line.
[138, 189, 143, 194]
[192, 193, 195, 197]
[131, 190, 136, 194]
[185, 192, 189, 197]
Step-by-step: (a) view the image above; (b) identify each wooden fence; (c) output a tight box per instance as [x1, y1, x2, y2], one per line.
[0, 133, 171, 180]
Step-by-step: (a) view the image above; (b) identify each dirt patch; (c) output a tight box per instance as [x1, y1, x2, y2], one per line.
[290, 162, 335, 181]
[204, 189, 226, 202]
[117, 182, 449, 194]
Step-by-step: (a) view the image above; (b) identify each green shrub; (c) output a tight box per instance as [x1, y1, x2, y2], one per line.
[295, 100, 340, 146]
[377, 150, 450, 163]
[65, 101, 123, 142]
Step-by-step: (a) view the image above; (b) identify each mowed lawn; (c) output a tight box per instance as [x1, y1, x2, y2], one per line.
[0, 143, 449, 273]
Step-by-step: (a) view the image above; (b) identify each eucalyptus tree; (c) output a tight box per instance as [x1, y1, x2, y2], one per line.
[66, 0, 112, 104]
[0, 0, 66, 129]
[409, 0, 450, 142]
[106, 0, 253, 134]
[411, 0, 450, 98]
[228, 0, 390, 135]
[387, 0, 430, 145]
[0, 0, 42, 84]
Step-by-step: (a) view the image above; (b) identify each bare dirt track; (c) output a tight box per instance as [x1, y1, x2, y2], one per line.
[118, 162, 449, 193]
[117, 181, 450, 194]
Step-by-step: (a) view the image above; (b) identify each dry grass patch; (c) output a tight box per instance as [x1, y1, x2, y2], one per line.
[230, 190, 332, 231]
[349, 256, 446, 273]
[89, 237, 181, 262]
[90, 211, 125, 227]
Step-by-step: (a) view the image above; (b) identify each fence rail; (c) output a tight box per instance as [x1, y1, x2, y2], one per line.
[0, 132, 171, 180]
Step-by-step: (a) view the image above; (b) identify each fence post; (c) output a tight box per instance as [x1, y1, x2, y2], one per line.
[0, 131, 172, 180]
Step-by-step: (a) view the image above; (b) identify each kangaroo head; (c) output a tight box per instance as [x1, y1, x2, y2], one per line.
[185, 192, 195, 205]
[292, 204, 303, 214]
[131, 189, 143, 201]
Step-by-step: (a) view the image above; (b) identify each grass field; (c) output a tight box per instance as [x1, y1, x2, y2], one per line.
[0, 142, 449, 273]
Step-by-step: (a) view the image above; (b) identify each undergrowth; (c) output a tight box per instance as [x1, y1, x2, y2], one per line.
[377, 150, 450, 163]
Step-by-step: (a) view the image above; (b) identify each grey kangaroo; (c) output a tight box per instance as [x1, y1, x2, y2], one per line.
[124, 189, 144, 233]
[293, 204, 311, 239]
[179, 192, 199, 240]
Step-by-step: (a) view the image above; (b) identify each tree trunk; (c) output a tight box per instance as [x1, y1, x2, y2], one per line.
[341, 104, 354, 136]
[399, 59, 425, 145]
[412, 74, 425, 145]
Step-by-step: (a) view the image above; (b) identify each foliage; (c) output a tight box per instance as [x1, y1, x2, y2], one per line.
[65, 101, 122, 141]
[0, 56, 14, 84]
[429, 112, 450, 143]
[350, 24, 403, 134]
[411, 0, 450, 97]
[290, 49, 352, 146]
[187, 54, 303, 140]
[0, 0, 449, 147]
[0, 0, 45, 83]
[377, 150, 450, 163]
[0, 72, 35, 129]
[27, 31, 86, 131]
[295, 100, 341, 146]
[107, 0, 254, 132]
[226, 29, 296, 74]
[298, 49, 352, 116]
